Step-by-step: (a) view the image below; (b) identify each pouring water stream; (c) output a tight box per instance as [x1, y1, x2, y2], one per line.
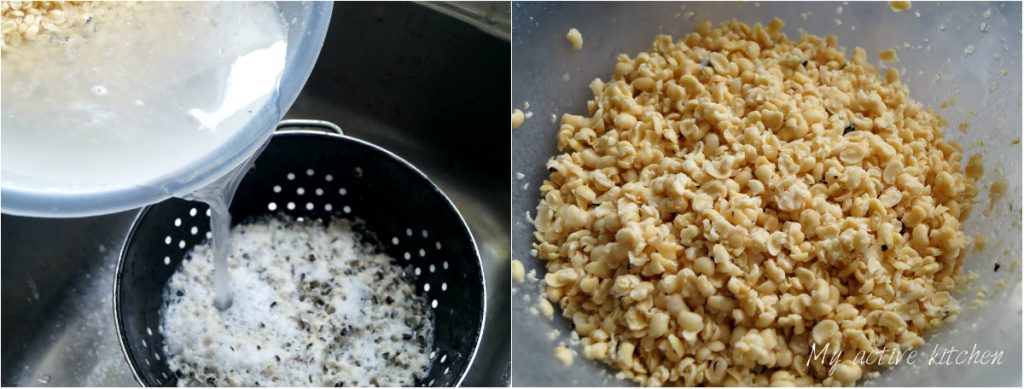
[181, 138, 269, 311]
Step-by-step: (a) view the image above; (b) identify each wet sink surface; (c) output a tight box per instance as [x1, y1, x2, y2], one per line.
[1, 2, 510, 386]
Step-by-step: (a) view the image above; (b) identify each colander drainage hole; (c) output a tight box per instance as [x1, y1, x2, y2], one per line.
[305, 168, 314, 176]
[305, 202, 314, 211]
[419, 249, 426, 257]
[404, 252, 411, 260]
[414, 267, 421, 275]
[174, 218, 182, 227]
[164, 256, 171, 265]
[325, 174, 334, 182]
[189, 208, 197, 217]
[443, 261, 449, 270]
[392, 237, 400, 245]
[339, 187, 347, 195]
[268, 202, 278, 211]
[343, 205, 351, 214]
[178, 240, 186, 249]
[296, 187, 305, 195]
[164, 236, 172, 245]
[431, 299, 438, 309]
[324, 203, 333, 211]
[286, 202, 295, 210]
[440, 354, 447, 363]
[273, 185, 282, 193]
[405, 228, 413, 237]
[429, 264, 435, 273]
[435, 241, 442, 250]
[190, 226, 199, 235]
[205, 209, 211, 217]
[286, 172, 295, 180]
[354, 167, 363, 177]
[315, 188, 324, 196]
[423, 283, 430, 292]
[441, 282, 447, 291]
[146, 327, 153, 336]
[142, 339, 148, 348]
[145, 358, 150, 366]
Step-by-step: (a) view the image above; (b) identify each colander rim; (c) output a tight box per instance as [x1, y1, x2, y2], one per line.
[113, 127, 487, 387]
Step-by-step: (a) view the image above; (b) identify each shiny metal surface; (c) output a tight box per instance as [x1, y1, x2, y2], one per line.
[512, 1, 1020, 386]
[2, 2, 510, 386]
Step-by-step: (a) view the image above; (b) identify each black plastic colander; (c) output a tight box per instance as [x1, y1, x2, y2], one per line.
[114, 120, 486, 386]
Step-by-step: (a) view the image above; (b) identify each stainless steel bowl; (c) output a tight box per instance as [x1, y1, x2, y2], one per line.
[512, 2, 1021, 386]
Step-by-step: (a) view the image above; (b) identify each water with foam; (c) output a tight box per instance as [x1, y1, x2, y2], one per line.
[1, 2, 286, 192]
[2, 2, 289, 309]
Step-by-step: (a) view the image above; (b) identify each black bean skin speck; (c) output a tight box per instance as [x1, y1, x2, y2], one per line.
[843, 124, 856, 135]
[881, 244, 889, 251]
[995, 263, 1001, 272]
[801, 60, 808, 67]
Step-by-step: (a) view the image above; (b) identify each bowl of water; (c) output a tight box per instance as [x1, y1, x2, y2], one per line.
[0, 2, 333, 217]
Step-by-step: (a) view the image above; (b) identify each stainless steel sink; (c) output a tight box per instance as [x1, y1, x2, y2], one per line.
[1, 2, 510, 386]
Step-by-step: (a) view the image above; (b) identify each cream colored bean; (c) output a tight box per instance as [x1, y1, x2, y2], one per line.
[532, 17, 976, 386]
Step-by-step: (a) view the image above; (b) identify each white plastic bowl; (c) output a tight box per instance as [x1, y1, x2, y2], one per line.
[511, 2, 1021, 386]
[1, 2, 332, 218]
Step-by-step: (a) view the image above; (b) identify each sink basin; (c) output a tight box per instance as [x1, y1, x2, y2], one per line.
[1, 2, 510, 386]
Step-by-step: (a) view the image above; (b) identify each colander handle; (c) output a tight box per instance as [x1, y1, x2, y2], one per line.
[276, 119, 344, 135]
